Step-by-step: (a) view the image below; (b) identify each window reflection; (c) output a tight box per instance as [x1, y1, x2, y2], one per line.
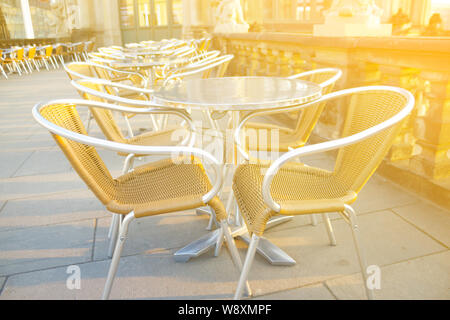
[154, 0, 168, 26]
[138, 0, 151, 27]
[172, 0, 182, 25]
[120, 0, 135, 28]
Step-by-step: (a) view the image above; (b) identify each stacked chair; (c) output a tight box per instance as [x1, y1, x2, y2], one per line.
[31, 37, 415, 301]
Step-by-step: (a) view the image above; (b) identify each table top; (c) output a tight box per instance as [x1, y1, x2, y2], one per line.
[152, 77, 322, 111]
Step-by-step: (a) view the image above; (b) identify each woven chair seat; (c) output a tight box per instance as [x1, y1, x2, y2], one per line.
[106, 157, 225, 219]
[233, 162, 357, 235]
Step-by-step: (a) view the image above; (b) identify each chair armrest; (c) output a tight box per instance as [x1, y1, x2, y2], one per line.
[33, 101, 221, 204]
[287, 68, 343, 90]
[48, 98, 196, 148]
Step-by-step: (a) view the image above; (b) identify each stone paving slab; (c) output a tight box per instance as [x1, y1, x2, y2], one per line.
[12, 148, 73, 177]
[0, 251, 239, 300]
[0, 69, 449, 300]
[325, 251, 450, 300]
[245, 210, 445, 297]
[251, 283, 335, 300]
[0, 190, 107, 232]
[392, 202, 450, 248]
[0, 151, 33, 179]
[93, 210, 211, 261]
[0, 172, 87, 202]
[0, 219, 95, 276]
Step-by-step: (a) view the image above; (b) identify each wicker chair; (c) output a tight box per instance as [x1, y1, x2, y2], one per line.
[32, 100, 245, 300]
[71, 78, 195, 159]
[232, 86, 415, 300]
[238, 68, 343, 155]
[64, 61, 148, 88]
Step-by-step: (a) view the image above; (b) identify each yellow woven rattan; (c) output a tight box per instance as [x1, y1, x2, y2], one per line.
[75, 80, 184, 155]
[233, 89, 408, 236]
[244, 69, 340, 153]
[39, 103, 226, 220]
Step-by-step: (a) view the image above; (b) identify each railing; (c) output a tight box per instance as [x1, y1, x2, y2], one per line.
[213, 32, 450, 207]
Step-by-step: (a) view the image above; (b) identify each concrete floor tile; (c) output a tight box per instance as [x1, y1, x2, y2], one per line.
[0, 219, 95, 276]
[0, 172, 87, 201]
[0, 151, 33, 178]
[0, 190, 108, 232]
[93, 210, 213, 260]
[351, 175, 419, 214]
[12, 148, 72, 177]
[325, 251, 450, 300]
[0, 252, 239, 300]
[245, 210, 445, 296]
[392, 202, 450, 247]
[252, 283, 335, 300]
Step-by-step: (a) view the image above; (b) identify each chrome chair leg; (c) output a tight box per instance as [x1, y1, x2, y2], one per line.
[221, 221, 252, 297]
[32, 59, 40, 71]
[0, 65, 7, 79]
[107, 214, 120, 258]
[13, 61, 21, 76]
[310, 214, 318, 226]
[322, 213, 337, 246]
[121, 153, 135, 176]
[234, 234, 260, 300]
[43, 59, 50, 71]
[345, 204, 374, 300]
[50, 57, 57, 69]
[102, 212, 136, 300]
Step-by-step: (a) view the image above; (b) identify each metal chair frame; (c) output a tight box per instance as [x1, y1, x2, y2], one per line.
[233, 86, 415, 300]
[32, 99, 247, 300]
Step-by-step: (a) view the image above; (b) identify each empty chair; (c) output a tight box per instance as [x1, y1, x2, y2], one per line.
[35, 45, 56, 70]
[0, 50, 8, 79]
[64, 63, 150, 133]
[232, 86, 415, 300]
[24, 46, 38, 72]
[3, 47, 28, 76]
[237, 68, 343, 156]
[32, 100, 244, 299]
[64, 61, 148, 89]
[163, 54, 234, 86]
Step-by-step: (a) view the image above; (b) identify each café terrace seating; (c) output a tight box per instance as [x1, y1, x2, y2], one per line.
[1, 4, 448, 301]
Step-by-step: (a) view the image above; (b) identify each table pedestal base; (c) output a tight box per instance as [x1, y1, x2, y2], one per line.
[174, 215, 296, 266]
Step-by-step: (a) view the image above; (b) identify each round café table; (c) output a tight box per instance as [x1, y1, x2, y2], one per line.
[152, 76, 322, 265]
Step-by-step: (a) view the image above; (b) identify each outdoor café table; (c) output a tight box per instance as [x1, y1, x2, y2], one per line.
[152, 76, 322, 265]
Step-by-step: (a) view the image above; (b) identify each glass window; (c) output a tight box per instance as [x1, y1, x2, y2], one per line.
[262, 0, 274, 22]
[138, 0, 151, 27]
[172, 0, 182, 25]
[120, 0, 135, 28]
[154, 0, 168, 26]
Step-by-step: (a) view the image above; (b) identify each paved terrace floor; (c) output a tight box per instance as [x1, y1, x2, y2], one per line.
[0, 69, 449, 300]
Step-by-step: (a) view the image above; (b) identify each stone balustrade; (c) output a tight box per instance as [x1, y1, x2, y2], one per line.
[213, 32, 450, 207]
